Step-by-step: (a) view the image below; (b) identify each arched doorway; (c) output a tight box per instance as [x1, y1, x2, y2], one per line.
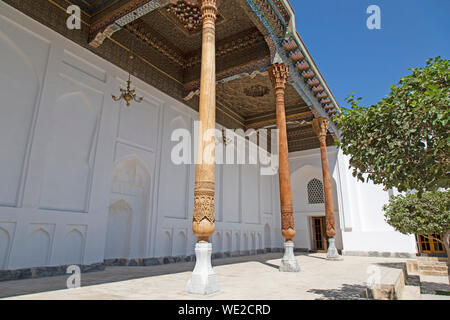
[105, 158, 150, 260]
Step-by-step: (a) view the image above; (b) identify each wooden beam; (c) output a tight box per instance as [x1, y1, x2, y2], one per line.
[245, 110, 313, 130]
[88, 0, 176, 48]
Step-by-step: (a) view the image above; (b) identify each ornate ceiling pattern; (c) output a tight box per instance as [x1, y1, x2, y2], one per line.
[243, 0, 340, 128]
[163, 0, 224, 35]
[4, 0, 339, 152]
[216, 73, 305, 119]
[69, 0, 119, 16]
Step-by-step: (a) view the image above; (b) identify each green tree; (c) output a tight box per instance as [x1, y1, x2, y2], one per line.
[335, 57, 449, 193]
[336, 57, 450, 260]
[383, 190, 450, 263]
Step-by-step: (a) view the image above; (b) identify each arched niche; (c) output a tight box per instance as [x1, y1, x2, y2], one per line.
[264, 224, 271, 249]
[234, 232, 241, 252]
[251, 233, 256, 253]
[111, 157, 151, 197]
[243, 233, 248, 251]
[257, 233, 262, 250]
[161, 231, 172, 257]
[214, 232, 222, 253]
[291, 165, 339, 211]
[225, 232, 232, 252]
[105, 199, 133, 259]
[63, 229, 84, 265]
[173, 231, 187, 257]
[106, 157, 151, 260]
[28, 229, 50, 267]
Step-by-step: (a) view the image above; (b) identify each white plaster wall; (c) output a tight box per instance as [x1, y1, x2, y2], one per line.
[0, 3, 280, 270]
[335, 151, 417, 253]
[289, 148, 417, 254]
[289, 148, 342, 251]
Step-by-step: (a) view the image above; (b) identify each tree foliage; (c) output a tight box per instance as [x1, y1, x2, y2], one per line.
[383, 190, 450, 236]
[335, 57, 450, 193]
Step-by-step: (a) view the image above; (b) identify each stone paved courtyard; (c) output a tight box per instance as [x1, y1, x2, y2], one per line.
[1, 253, 448, 300]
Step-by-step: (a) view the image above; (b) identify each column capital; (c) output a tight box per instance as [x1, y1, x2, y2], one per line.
[268, 63, 289, 91]
[201, 0, 217, 21]
[312, 117, 330, 140]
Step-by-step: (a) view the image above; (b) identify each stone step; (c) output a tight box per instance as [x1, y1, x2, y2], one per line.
[417, 256, 447, 262]
[399, 285, 421, 300]
[419, 265, 448, 271]
[366, 263, 407, 300]
[418, 260, 448, 265]
[415, 257, 448, 276]
[419, 263, 448, 269]
[419, 270, 448, 276]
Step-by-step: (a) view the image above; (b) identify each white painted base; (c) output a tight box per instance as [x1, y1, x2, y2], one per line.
[326, 238, 343, 260]
[186, 242, 220, 295]
[279, 241, 300, 272]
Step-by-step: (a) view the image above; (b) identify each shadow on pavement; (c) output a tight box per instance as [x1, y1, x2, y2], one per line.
[307, 284, 369, 300]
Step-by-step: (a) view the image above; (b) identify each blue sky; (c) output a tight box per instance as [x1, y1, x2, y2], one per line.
[290, 0, 450, 108]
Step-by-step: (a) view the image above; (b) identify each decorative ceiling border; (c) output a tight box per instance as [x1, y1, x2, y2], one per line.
[244, 0, 341, 135]
[89, 0, 172, 47]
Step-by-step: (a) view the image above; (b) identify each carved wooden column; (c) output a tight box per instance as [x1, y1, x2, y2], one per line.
[187, 0, 220, 294]
[312, 117, 342, 260]
[192, 0, 217, 243]
[268, 63, 300, 272]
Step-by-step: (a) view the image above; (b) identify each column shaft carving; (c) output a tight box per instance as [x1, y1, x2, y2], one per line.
[192, 0, 217, 242]
[268, 63, 296, 241]
[312, 117, 336, 238]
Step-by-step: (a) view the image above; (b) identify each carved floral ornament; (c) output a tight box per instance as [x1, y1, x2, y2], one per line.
[193, 181, 216, 224]
[166, 1, 202, 33]
[165, 0, 220, 33]
[326, 216, 336, 237]
[312, 117, 330, 140]
[281, 213, 295, 231]
[244, 84, 270, 97]
[193, 192, 215, 223]
[268, 63, 289, 90]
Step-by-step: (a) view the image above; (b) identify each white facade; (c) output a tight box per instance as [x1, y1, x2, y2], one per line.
[0, 3, 416, 272]
[289, 148, 417, 255]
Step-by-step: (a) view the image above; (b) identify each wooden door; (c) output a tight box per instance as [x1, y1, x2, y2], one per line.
[312, 217, 327, 252]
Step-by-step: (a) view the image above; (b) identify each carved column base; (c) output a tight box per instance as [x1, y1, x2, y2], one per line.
[279, 241, 300, 272]
[326, 238, 343, 261]
[186, 242, 220, 295]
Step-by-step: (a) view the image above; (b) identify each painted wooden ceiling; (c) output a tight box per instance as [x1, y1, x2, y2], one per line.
[69, 0, 119, 16]
[4, 0, 335, 152]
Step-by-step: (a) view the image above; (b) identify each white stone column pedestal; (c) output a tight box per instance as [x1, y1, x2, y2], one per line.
[186, 242, 220, 295]
[326, 237, 343, 260]
[279, 241, 300, 272]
